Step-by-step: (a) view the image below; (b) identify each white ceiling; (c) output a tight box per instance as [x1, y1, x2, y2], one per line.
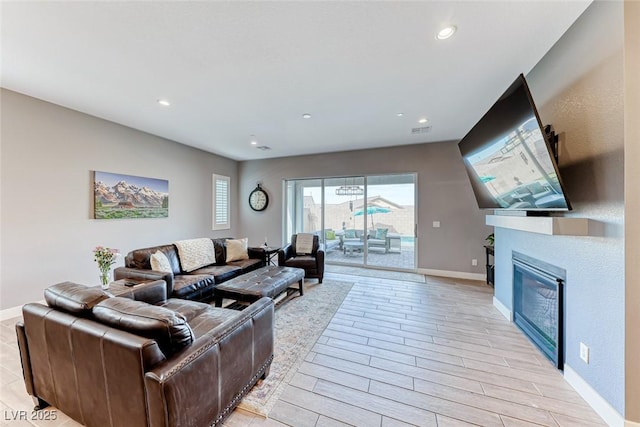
[1, 1, 591, 161]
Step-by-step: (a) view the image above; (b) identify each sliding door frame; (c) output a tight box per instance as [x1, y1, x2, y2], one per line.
[282, 173, 417, 273]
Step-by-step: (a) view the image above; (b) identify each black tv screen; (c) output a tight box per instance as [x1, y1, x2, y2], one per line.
[458, 74, 571, 211]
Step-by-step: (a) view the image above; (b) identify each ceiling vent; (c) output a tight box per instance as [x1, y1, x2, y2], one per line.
[256, 145, 272, 151]
[411, 126, 432, 134]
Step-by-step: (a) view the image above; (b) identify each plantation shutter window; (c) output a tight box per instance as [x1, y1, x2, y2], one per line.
[212, 174, 230, 230]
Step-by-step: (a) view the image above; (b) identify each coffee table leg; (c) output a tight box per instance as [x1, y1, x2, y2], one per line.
[298, 279, 304, 296]
[214, 296, 223, 307]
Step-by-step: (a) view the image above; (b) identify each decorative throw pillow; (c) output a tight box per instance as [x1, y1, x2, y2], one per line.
[150, 250, 173, 273]
[344, 229, 357, 239]
[325, 230, 336, 240]
[226, 238, 249, 262]
[375, 228, 388, 240]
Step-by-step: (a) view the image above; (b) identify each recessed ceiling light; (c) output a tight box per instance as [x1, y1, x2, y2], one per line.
[157, 99, 171, 107]
[436, 25, 457, 40]
[250, 135, 258, 145]
[396, 113, 404, 117]
[418, 118, 428, 124]
[302, 113, 312, 119]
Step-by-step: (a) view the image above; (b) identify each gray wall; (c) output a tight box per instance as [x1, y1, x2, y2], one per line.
[0, 89, 239, 309]
[239, 142, 491, 274]
[494, 2, 626, 414]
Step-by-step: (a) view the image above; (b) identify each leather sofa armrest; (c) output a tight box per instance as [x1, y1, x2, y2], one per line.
[114, 267, 174, 297]
[247, 247, 267, 267]
[118, 280, 167, 305]
[15, 322, 35, 397]
[144, 298, 274, 427]
[278, 245, 293, 265]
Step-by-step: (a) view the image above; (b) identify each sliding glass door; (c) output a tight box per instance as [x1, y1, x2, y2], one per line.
[284, 174, 416, 271]
[364, 175, 416, 269]
[324, 177, 366, 266]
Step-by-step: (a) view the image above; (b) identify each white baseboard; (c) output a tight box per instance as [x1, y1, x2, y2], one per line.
[1, 304, 25, 321]
[416, 268, 486, 282]
[0, 299, 45, 321]
[564, 363, 630, 427]
[492, 296, 512, 321]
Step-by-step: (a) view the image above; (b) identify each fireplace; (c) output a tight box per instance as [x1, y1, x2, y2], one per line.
[512, 251, 566, 369]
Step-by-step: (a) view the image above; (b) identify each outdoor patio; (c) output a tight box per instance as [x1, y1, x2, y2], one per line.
[323, 239, 415, 270]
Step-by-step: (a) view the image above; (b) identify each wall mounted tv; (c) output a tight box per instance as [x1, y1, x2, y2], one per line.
[458, 74, 571, 211]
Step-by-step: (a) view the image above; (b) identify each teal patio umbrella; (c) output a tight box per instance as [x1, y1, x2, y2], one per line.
[354, 206, 391, 228]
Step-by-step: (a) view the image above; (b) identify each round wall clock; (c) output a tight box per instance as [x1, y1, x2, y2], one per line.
[249, 184, 269, 211]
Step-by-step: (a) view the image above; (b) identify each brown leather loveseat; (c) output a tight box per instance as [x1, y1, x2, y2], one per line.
[16, 281, 274, 427]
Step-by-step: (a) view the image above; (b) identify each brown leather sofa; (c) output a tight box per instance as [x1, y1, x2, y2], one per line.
[16, 281, 274, 427]
[114, 238, 265, 303]
[278, 234, 324, 283]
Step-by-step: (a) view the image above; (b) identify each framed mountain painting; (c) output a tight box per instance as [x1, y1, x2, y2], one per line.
[93, 171, 169, 219]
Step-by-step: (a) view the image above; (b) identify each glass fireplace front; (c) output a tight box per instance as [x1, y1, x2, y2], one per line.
[513, 252, 565, 369]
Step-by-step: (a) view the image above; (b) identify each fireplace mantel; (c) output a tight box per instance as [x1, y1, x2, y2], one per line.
[486, 214, 590, 236]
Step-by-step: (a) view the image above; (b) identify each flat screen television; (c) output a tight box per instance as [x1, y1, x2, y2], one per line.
[458, 74, 571, 211]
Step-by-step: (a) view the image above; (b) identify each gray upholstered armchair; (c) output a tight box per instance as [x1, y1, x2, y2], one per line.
[278, 234, 324, 283]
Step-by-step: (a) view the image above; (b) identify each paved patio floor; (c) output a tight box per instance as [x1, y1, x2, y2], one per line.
[324, 242, 415, 270]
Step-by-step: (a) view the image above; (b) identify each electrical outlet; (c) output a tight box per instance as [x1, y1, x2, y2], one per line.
[580, 342, 590, 364]
[472, 259, 478, 266]
[432, 221, 440, 228]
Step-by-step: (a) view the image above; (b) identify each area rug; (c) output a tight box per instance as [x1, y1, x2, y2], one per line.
[236, 278, 353, 416]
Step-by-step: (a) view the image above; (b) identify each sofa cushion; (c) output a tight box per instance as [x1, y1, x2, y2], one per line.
[285, 255, 317, 270]
[325, 230, 336, 240]
[375, 228, 388, 240]
[187, 265, 242, 284]
[226, 238, 249, 262]
[125, 244, 182, 275]
[150, 250, 173, 273]
[171, 274, 216, 299]
[162, 299, 238, 339]
[160, 298, 211, 323]
[344, 229, 357, 238]
[44, 282, 110, 316]
[93, 297, 194, 356]
[227, 258, 262, 273]
[212, 239, 227, 266]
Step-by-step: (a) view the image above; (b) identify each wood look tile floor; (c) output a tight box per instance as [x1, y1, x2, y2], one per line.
[0, 272, 605, 426]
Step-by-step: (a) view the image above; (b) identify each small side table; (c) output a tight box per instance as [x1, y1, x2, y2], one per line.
[484, 245, 494, 287]
[262, 246, 280, 266]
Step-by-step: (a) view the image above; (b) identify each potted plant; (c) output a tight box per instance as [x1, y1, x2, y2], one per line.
[93, 246, 120, 289]
[485, 233, 494, 246]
